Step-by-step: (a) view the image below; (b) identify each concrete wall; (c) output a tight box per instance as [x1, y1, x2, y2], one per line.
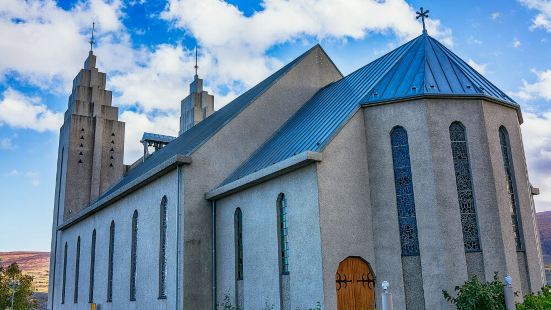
[50, 169, 181, 310]
[364, 99, 456, 310]
[182, 46, 342, 308]
[315, 111, 375, 310]
[215, 165, 324, 309]
[481, 102, 545, 294]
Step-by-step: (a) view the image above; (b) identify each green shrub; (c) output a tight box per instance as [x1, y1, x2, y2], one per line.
[516, 286, 551, 310]
[443, 273, 506, 310]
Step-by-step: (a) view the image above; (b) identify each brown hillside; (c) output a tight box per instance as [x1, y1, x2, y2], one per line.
[0, 251, 50, 293]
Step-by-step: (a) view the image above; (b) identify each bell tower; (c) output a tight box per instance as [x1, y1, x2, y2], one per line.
[179, 49, 214, 134]
[54, 50, 125, 220]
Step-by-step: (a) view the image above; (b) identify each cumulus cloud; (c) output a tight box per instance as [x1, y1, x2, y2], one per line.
[513, 38, 522, 48]
[0, 88, 63, 132]
[522, 111, 551, 211]
[491, 12, 502, 21]
[467, 59, 487, 74]
[161, 0, 453, 88]
[515, 69, 551, 101]
[519, 0, 551, 32]
[0, 0, 124, 91]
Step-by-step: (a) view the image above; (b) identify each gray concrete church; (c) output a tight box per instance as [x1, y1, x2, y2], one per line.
[48, 28, 545, 310]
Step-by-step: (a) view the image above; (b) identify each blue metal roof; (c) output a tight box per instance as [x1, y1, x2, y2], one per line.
[223, 33, 518, 185]
[141, 132, 175, 144]
[362, 33, 517, 105]
[97, 45, 317, 200]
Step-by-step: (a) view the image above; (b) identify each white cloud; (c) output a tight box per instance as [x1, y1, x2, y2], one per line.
[5, 169, 20, 177]
[522, 111, 551, 211]
[467, 59, 487, 74]
[161, 0, 453, 88]
[515, 69, 551, 101]
[0, 137, 15, 150]
[0, 88, 63, 132]
[513, 38, 522, 48]
[491, 12, 501, 20]
[519, 0, 551, 32]
[0, 0, 124, 91]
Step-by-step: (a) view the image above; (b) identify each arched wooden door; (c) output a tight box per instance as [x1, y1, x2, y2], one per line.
[336, 257, 375, 310]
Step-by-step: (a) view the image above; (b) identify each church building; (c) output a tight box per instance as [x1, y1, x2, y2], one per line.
[48, 22, 545, 310]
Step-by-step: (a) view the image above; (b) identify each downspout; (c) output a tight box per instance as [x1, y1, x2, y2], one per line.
[212, 199, 217, 309]
[176, 165, 182, 310]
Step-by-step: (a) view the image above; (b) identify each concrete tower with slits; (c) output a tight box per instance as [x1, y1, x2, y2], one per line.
[48, 50, 125, 309]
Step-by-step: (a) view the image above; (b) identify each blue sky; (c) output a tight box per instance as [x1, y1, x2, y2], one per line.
[1, 0, 551, 252]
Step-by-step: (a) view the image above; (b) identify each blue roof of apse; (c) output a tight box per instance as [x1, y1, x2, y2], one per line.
[223, 33, 518, 185]
[97, 45, 317, 200]
[361, 33, 517, 105]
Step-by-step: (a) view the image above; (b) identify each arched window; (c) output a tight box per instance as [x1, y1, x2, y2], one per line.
[234, 208, 243, 281]
[390, 126, 420, 256]
[74, 236, 81, 303]
[107, 221, 115, 302]
[277, 194, 289, 274]
[62, 242, 68, 304]
[130, 210, 138, 301]
[89, 229, 96, 303]
[449, 122, 481, 252]
[499, 126, 524, 250]
[158, 196, 168, 299]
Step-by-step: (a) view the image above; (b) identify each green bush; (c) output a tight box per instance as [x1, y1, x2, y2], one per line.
[516, 286, 551, 310]
[443, 273, 506, 310]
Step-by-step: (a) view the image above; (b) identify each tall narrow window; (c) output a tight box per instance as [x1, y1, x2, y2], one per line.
[277, 194, 289, 274]
[390, 126, 420, 256]
[130, 210, 138, 301]
[234, 208, 243, 280]
[499, 126, 524, 250]
[449, 122, 481, 252]
[158, 196, 168, 299]
[89, 229, 96, 303]
[74, 237, 81, 303]
[62, 242, 68, 304]
[107, 221, 115, 302]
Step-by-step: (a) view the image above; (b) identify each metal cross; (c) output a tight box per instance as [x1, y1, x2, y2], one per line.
[416, 7, 429, 33]
[89, 22, 95, 51]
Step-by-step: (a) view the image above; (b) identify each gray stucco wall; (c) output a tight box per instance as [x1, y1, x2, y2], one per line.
[51, 169, 181, 309]
[215, 165, 324, 309]
[182, 46, 342, 308]
[481, 102, 545, 294]
[315, 111, 375, 310]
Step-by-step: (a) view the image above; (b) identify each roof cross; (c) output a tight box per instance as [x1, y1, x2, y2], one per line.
[89, 22, 95, 51]
[416, 7, 429, 34]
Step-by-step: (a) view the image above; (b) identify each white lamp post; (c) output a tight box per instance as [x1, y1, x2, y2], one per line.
[504, 275, 514, 310]
[381, 280, 393, 310]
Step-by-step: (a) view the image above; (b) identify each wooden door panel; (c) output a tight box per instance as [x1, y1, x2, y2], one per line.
[336, 257, 375, 310]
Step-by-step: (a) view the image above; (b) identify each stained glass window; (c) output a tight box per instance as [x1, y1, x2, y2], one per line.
[159, 196, 168, 299]
[233, 208, 244, 281]
[74, 237, 81, 303]
[277, 194, 289, 274]
[390, 126, 420, 256]
[449, 122, 481, 252]
[130, 210, 138, 301]
[89, 229, 96, 303]
[62, 242, 67, 304]
[107, 221, 115, 302]
[499, 126, 524, 250]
